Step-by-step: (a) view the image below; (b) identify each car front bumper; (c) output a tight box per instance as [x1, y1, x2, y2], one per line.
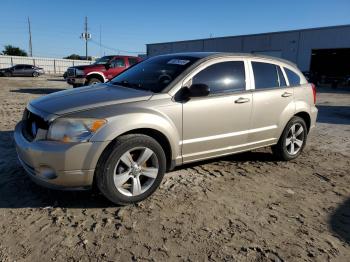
[14, 121, 109, 190]
[66, 77, 86, 86]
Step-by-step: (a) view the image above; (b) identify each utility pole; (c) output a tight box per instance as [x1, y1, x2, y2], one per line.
[99, 25, 102, 57]
[80, 16, 91, 60]
[28, 17, 33, 57]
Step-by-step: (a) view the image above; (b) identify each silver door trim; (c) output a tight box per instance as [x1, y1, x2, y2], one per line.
[181, 125, 277, 145]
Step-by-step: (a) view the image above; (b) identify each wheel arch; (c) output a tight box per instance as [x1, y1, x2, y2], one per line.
[86, 72, 106, 83]
[294, 111, 311, 133]
[95, 127, 175, 176]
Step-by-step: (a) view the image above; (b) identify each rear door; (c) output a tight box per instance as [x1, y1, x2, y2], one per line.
[248, 60, 295, 144]
[181, 59, 253, 163]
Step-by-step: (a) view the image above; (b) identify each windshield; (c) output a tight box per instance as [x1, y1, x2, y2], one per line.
[109, 55, 200, 93]
[93, 56, 114, 65]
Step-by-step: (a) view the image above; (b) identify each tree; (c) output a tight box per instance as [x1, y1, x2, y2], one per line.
[1, 45, 28, 56]
[64, 54, 81, 60]
[63, 54, 92, 60]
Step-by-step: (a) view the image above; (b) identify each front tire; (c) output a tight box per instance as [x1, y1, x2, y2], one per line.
[272, 116, 307, 161]
[87, 77, 102, 85]
[32, 71, 39, 77]
[96, 134, 166, 205]
[4, 72, 11, 77]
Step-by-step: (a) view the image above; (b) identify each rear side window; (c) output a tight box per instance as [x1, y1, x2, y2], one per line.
[128, 58, 139, 66]
[192, 61, 246, 94]
[252, 62, 279, 89]
[284, 68, 301, 86]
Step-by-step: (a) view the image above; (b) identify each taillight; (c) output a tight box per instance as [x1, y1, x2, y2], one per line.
[311, 83, 316, 104]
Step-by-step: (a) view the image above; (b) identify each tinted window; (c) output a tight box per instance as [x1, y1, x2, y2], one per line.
[128, 58, 139, 66]
[111, 58, 125, 67]
[277, 66, 287, 86]
[252, 62, 279, 89]
[285, 68, 301, 86]
[192, 61, 246, 94]
[14, 65, 24, 70]
[94, 56, 114, 65]
[110, 55, 200, 93]
[23, 65, 33, 69]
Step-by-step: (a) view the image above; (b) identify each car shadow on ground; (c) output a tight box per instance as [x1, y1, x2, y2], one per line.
[47, 78, 66, 82]
[0, 129, 278, 209]
[177, 149, 277, 171]
[330, 197, 350, 245]
[10, 88, 67, 95]
[0, 130, 112, 209]
[316, 105, 350, 125]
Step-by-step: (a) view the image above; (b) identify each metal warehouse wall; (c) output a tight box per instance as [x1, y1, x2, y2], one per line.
[147, 25, 350, 71]
[0, 55, 92, 74]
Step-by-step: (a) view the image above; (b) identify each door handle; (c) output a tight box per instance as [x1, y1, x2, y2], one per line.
[281, 92, 292, 97]
[234, 97, 250, 104]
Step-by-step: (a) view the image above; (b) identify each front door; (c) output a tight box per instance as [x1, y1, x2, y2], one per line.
[106, 57, 127, 80]
[181, 60, 252, 163]
[23, 65, 34, 76]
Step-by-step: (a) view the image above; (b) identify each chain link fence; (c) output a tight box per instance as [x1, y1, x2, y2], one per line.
[0, 55, 93, 75]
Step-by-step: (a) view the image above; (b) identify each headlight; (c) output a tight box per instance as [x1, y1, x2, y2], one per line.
[75, 69, 85, 76]
[47, 118, 107, 142]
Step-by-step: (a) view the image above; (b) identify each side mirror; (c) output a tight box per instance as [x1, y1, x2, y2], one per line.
[105, 62, 111, 69]
[187, 83, 210, 98]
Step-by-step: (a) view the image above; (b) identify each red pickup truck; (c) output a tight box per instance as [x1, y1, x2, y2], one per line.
[66, 55, 142, 87]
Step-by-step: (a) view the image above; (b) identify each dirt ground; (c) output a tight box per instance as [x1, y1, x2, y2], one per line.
[0, 76, 349, 261]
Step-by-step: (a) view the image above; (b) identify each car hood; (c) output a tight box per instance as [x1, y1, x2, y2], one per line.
[30, 83, 152, 116]
[71, 64, 104, 70]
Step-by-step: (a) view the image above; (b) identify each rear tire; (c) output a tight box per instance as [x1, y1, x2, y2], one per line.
[272, 116, 307, 161]
[96, 134, 166, 205]
[87, 77, 102, 85]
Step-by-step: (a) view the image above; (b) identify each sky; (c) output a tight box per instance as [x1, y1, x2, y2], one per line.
[0, 0, 349, 58]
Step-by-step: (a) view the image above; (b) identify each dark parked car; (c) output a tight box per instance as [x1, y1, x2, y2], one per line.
[0, 64, 45, 77]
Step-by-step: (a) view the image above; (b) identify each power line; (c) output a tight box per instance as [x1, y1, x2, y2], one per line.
[99, 25, 101, 57]
[90, 39, 144, 54]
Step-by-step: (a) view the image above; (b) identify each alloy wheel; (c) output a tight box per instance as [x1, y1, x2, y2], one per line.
[113, 147, 159, 197]
[285, 123, 304, 155]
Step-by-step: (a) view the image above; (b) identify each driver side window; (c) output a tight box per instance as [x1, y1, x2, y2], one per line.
[192, 61, 246, 94]
[111, 58, 125, 68]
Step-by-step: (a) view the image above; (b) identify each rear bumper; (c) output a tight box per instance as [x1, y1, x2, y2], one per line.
[310, 105, 318, 131]
[14, 121, 109, 190]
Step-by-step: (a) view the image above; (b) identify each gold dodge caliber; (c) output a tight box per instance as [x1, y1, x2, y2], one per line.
[14, 52, 318, 205]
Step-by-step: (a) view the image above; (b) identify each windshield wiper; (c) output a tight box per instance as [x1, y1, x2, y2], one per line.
[111, 80, 131, 87]
[110, 80, 151, 92]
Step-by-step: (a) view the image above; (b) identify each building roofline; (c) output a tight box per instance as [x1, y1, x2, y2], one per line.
[147, 24, 350, 46]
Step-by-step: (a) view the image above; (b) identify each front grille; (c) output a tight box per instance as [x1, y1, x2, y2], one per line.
[22, 109, 49, 141]
[67, 68, 75, 77]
